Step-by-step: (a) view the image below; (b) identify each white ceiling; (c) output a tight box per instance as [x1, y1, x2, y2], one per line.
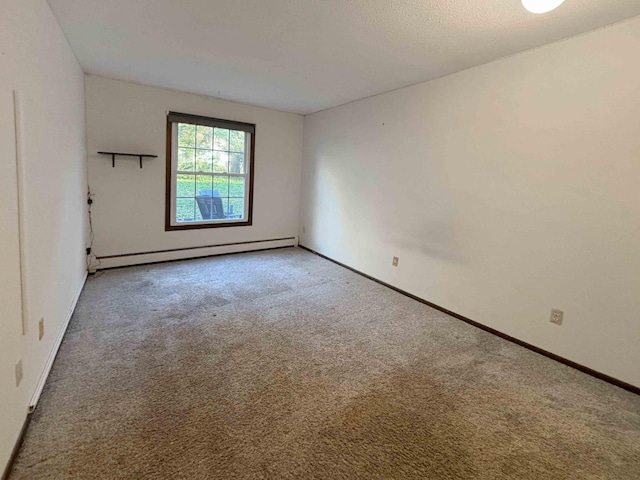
[49, 0, 640, 115]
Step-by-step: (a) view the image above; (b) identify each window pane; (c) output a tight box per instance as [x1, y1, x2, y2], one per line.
[229, 130, 245, 153]
[196, 125, 213, 149]
[219, 198, 229, 217]
[194, 199, 205, 221]
[229, 177, 245, 197]
[213, 151, 229, 173]
[178, 123, 195, 147]
[195, 149, 212, 172]
[178, 148, 195, 171]
[213, 176, 229, 197]
[229, 153, 244, 174]
[177, 174, 195, 197]
[214, 128, 229, 151]
[229, 198, 244, 218]
[176, 198, 195, 223]
[196, 175, 213, 196]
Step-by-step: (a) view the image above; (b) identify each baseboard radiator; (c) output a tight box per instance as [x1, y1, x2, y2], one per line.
[95, 237, 298, 270]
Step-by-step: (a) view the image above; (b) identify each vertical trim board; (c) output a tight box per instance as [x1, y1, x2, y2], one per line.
[13, 90, 29, 336]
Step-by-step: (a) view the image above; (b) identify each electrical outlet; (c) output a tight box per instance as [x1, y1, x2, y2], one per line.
[550, 309, 564, 325]
[39, 317, 44, 340]
[15, 359, 23, 387]
[392, 256, 399, 267]
[302, 226, 306, 234]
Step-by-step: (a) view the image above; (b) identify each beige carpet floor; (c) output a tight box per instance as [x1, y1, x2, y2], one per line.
[9, 247, 640, 479]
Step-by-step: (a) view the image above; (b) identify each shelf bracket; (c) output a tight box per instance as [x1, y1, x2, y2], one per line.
[97, 151, 158, 169]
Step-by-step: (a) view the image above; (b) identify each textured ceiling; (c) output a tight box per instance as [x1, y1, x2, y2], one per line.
[48, 0, 640, 114]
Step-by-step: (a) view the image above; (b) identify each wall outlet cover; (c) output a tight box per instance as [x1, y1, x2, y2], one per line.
[550, 309, 564, 325]
[392, 256, 399, 267]
[39, 317, 44, 340]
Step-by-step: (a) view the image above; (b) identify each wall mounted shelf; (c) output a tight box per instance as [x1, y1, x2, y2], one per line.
[98, 151, 158, 168]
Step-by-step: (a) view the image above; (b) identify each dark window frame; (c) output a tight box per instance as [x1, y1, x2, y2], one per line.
[165, 112, 255, 231]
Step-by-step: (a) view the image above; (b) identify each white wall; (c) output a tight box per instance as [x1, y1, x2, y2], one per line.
[85, 76, 303, 268]
[300, 17, 640, 388]
[0, 0, 88, 472]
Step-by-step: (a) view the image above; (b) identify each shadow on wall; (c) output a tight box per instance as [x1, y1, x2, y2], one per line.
[387, 218, 467, 264]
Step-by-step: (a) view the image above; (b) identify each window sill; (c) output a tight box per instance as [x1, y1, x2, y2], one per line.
[165, 219, 252, 231]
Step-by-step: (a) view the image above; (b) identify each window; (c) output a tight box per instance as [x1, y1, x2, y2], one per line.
[165, 112, 255, 230]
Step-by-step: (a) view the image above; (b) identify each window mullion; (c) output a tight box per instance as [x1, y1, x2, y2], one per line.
[176, 171, 246, 178]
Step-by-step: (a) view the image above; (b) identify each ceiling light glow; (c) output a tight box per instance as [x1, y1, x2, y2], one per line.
[521, 0, 566, 14]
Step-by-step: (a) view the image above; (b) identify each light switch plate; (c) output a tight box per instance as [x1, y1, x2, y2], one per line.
[15, 359, 23, 387]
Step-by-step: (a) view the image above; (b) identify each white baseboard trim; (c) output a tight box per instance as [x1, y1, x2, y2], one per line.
[96, 237, 298, 270]
[28, 272, 88, 412]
